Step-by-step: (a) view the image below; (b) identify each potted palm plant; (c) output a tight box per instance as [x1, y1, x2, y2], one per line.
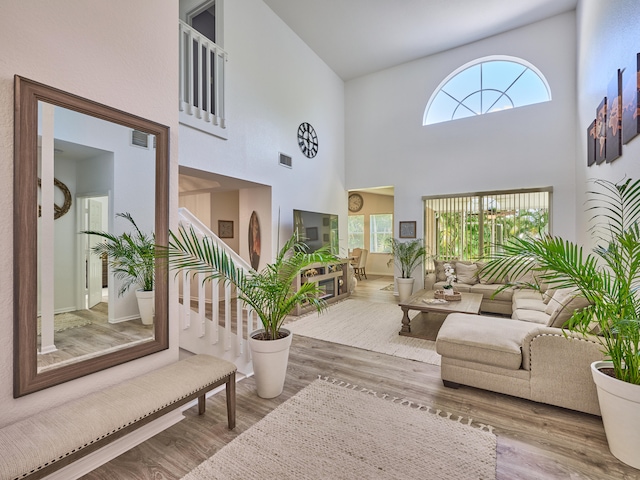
[83, 212, 156, 325]
[165, 225, 338, 398]
[482, 178, 640, 468]
[386, 238, 428, 303]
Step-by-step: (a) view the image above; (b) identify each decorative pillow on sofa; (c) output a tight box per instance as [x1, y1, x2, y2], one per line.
[542, 288, 556, 304]
[544, 287, 576, 315]
[475, 262, 505, 284]
[547, 292, 592, 328]
[433, 259, 458, 282]
[455, 262, 478, 284]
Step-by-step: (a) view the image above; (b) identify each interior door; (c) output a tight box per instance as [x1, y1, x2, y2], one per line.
[87, 198, 104, 309]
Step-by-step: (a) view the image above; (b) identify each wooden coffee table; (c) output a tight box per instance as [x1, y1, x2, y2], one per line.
[398, 290, 483, 340]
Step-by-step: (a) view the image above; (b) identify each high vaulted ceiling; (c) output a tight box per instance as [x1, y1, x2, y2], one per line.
[263, 0, 578, 81]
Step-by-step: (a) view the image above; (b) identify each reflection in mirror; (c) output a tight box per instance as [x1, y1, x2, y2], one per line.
[14, 76, 169, 397]
[36, 102, 157, 372]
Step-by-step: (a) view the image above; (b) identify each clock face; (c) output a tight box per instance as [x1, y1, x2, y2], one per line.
[297, 122, 318, 158]
[349, 193, 364, 212]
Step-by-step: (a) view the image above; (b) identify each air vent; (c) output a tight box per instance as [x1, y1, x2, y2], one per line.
[279, 153, 292, 168]
[131, 130, 149, 148]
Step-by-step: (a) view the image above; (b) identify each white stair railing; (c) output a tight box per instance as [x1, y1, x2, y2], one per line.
[178, 20, 227, 134]
[176, 208, 253, 375]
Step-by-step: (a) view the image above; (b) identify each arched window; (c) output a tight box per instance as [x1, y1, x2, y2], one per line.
[423, 56, 551, 126]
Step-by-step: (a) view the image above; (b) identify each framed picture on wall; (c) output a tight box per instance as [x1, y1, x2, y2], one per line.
[623, 52, 640, 145]
[606, 69, 622, 163]
[587, 119, 597, 166]
[595, 97, 607, 164]
[399, 221, 417, 238]
[218, 220, 234, 238]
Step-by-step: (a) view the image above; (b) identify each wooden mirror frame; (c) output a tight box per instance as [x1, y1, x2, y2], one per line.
[13, 76, 170, 397]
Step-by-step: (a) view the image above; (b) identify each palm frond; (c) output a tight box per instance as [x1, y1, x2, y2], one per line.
[163, 224, 339, 340]
[483, 178, 640, 384]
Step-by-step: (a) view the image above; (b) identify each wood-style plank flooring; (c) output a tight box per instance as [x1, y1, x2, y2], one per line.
[83, 276, 640, 479]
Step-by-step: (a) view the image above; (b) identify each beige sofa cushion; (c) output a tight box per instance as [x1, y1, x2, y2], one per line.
[469, 283, 514, 302]
[436, 313, 541, 370]
[455, 262, 479, 284]
[433, 259, 456, 282]
[542, 288, 556, 304]
[476, 261, 505, 284]
[513, 297, 547, 312]
[548, 294, 592, 328]
[544, 287, 576, 315]
[512, 309, 549, 324]
[513, 289, 544, 301]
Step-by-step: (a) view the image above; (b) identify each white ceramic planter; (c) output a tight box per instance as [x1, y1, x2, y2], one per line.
[249, 328, 293, 399]
[591, 361, 640, 469]
[135, 289, 155, 325]
[396, 277, 415, 303]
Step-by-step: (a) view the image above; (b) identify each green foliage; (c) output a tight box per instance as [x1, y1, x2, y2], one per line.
[483, 179, 640, 384]
[165, 226, 339, 341]
[386, 238, 428, 279]
[436, 207, 549, 260]
[83, 212, 155, 296]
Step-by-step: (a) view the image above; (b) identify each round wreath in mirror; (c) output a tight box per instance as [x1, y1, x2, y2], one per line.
[38, 177, 72, 219]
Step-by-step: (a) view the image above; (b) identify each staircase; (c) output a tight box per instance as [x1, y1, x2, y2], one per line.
[176, 208, 254, 376]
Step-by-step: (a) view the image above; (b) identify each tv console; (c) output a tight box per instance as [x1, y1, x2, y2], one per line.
[292, 259, 351, 315]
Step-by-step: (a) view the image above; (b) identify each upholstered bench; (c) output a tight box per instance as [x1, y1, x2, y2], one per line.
[0, 354, 236, 480]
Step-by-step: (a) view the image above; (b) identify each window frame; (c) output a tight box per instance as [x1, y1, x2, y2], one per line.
[348, 214, 365, 250]
[369, 213, 393, 254]
[423, 55, 551, 126]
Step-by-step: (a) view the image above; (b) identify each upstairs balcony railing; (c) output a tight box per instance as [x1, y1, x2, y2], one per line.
[179, 20, 227, 137]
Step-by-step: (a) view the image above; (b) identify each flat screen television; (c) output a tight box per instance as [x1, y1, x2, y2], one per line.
[293, 209, 339, 254]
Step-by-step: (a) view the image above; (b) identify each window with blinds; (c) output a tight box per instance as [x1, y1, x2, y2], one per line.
[423, 188, 551, 268]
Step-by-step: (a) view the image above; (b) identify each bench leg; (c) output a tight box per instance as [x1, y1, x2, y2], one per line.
[198, 394, 206, 415]
[226, 371, 236, 430]
[443, 380, 460, 389]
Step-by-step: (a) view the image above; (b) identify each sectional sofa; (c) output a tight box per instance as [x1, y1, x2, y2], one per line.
[428, 260, 604, 415]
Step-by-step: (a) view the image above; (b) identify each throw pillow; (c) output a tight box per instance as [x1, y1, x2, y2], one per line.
[542, 288, 556, 304]
[547, 293, 592, 328]
[544, 287, 577, 315]
[455, 262, 478, 284]
[433, 259, 457, 282]
[510, 268, 535, 286]
[476, 262, 504, 284]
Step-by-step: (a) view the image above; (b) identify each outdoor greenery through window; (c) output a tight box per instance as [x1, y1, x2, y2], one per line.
[423, 56, 551, 126]
[370, 214, 393, 253]
[348, 215, 365, 250]
[424, 189, 551, 268]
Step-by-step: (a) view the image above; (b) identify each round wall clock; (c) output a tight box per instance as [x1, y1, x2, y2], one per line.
[348, 193, 364, 212]
[297, 122, 318, 158]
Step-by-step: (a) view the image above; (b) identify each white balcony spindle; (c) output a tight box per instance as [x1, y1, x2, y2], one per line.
[178, 20, 226, 133]
[182, 270, 191, 329]
[198, 272, 206, 338]
[211, 278, 219, 345]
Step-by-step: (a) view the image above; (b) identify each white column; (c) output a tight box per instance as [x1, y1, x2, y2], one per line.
[39, 102, 56, 355]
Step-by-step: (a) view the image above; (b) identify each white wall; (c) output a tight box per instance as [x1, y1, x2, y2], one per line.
[576, 0, 640, 246]
[345, 12, 577, 288]
[178, 0, 347, 260]
[0, 0, 179, 426]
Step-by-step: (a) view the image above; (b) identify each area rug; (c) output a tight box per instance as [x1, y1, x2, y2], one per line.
[287, 299, 441, 365]
[182, 378, 496, 480]
[380, 283, 395, 291]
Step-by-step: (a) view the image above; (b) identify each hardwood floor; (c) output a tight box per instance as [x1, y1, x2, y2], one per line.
[83, 276, 639, 479]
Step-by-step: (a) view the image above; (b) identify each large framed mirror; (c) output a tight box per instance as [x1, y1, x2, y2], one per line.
[14, 76, 169, 397]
